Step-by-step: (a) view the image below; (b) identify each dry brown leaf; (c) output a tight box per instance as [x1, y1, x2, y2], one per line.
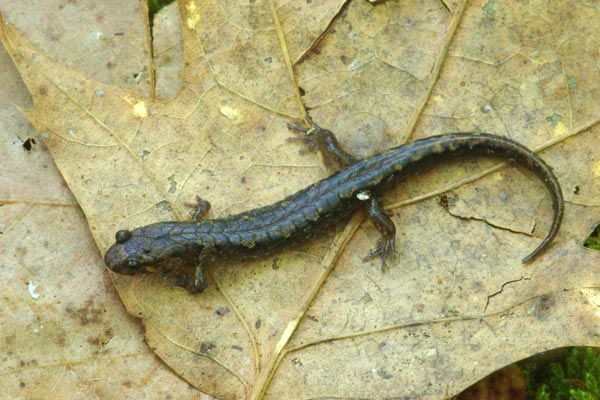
[456, 364, 526, 399]
[0, 16, 199, 400]
[1, 1, 600, 399]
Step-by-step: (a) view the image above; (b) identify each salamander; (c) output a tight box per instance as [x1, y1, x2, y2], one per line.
[104, 118, 564, 293]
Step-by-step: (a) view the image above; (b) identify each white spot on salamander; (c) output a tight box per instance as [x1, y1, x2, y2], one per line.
[356, 190, 371, 201]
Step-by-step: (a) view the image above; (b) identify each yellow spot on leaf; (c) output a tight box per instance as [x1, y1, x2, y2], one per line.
[593, 161, 600, 177]
[219, 106, 244, 124]
[133, 101, 148, 118]
[122, 94, 148, 118]
[554, 121, 568, 135]
[492, 172, 504, 181]
[186, 1, 200, 29]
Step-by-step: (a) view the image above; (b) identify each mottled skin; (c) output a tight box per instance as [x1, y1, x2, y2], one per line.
[104, 120, 564, 293]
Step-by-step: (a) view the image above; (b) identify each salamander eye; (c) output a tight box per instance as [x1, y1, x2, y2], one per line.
[126, 256, 141, 269]
[116, 230, 132, 243]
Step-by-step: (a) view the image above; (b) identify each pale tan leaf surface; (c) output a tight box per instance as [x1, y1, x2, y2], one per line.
[0, 0, 151, 96]
[153, 3, 183, 101]
[1, 1, 600, 399]
[0, 32, 200, 400]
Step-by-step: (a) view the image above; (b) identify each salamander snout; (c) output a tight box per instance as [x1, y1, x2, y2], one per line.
[104, 229, 155, 275]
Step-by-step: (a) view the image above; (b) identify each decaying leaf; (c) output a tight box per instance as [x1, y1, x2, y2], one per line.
[0, 3, 198, 397]
[1, 0, 600, 399]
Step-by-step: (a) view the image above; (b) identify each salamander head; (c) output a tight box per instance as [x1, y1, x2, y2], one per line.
[105, 223, 205, 276]
[104, 229, 158, 275]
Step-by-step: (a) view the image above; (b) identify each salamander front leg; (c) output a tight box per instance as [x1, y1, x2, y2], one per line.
[287, 114, 357, 171]
[169, 266, 208, 293]
[184, 195, 211, 220]
[360, 191, 396, 270]
[169, 246, 214, 293]
[171, 273, 194, 290]
[188, 246, 217, 293]
[191, 265, 208, 293]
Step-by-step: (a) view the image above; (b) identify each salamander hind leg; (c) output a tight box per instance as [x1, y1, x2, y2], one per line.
[287, 114, 357, 171]
[360, 192, 396, 271]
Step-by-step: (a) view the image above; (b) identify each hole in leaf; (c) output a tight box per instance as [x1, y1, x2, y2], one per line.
[584, 224, 600, 252]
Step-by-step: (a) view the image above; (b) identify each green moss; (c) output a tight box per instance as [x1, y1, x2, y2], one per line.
[148, 0, 175, 29]
[148, 0, 175, 16]
[584, 234, 600, 252]
[524, 348, 600, 399]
